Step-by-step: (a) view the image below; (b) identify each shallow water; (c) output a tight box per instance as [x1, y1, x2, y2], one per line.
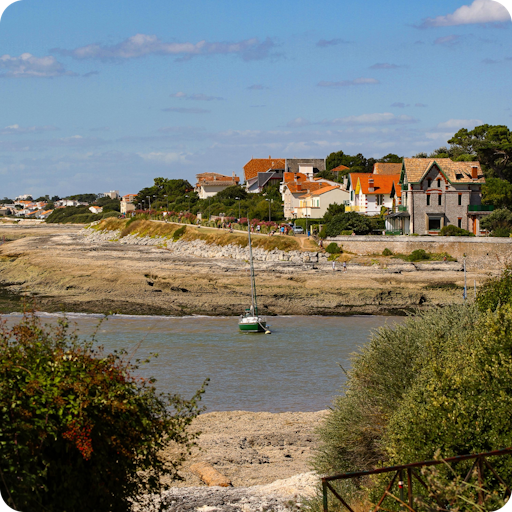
[3, 313, 400, 412]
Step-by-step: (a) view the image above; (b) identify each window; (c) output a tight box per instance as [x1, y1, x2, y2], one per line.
[437, 179, 441, 188]
[458, 218, 462, 228]
[426, 194, 430, 206]
[351, 191, 354, 201]
[428, 178, 432, 188]
[438, 194, 442, 206]
[429, 218, 441, 231]
[376, 194, 384, 206]
[458, 194, 462, 206]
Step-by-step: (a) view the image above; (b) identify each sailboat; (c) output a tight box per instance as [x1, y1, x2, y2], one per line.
[238, 222, 270, 333]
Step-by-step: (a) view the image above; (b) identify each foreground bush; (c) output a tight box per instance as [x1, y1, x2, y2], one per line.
[314, 276, 512, 509]
[439, 225, 473, 236]
[0, 313, 206, 512]
[325, 242, 341, 254]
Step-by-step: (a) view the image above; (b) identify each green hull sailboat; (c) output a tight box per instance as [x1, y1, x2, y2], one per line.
[238, 222, 270, 334]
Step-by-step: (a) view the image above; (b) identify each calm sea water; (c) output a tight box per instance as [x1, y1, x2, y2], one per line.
[2, 314, 399, 412]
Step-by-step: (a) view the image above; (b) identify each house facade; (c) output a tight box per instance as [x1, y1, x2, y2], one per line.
[297, 185, 350, 219]
[388, 158, 491, 235]
[195, 172, 240, 199]
[121, 194, 137, 214]
[282, 175, 325, 220]
[346, 173, 401, 215]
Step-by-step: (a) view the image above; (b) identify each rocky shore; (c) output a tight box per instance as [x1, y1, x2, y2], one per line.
[0, 224, 495, 316]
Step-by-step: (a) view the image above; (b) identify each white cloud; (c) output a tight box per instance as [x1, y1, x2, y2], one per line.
[0, 124, 58, 135]
[436, 118, 483, 130]
[170, 92, 224, 101]
[52, 34, 278, 62]
[317, 78, 380, 87]
[0, 53, 75, 78]
[286, 117, 311, 127]
[420, 0, 510, 27]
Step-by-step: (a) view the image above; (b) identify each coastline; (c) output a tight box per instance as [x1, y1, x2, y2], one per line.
[0, 224, 495, 317]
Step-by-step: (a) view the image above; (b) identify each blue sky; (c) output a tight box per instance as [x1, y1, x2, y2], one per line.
[0, 0, 510, 198]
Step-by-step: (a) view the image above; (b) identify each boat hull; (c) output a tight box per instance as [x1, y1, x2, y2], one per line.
[238, 318, 267, 333]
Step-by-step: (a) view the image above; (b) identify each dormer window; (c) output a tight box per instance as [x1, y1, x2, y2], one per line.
[427, 178, 432, 188]
[456, 173, 463, 180]
[437, 179, 441, 188]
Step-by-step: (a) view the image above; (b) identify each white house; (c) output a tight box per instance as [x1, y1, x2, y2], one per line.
[195, 172, 240, 199]
[89, 206, 103, 214]
[297, 185, 350, 219]
[346, 173, 401, 215]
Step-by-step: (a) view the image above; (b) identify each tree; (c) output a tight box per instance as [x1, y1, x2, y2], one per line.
[326, 151, 372, 173]
[480, 208, 512, 235]
[325, 211, 373, 236]
[216, 185, 248, 200]
[35, 195, 50, 202]
[379, 153, 402, 163]
[448, 124, 512, 180]
[323, 202, 345, 223]
[51, 195, 60, 202]
[66, 194, 98, 203]
[0, 312, 206, 512]
[481, 177, 512, 209]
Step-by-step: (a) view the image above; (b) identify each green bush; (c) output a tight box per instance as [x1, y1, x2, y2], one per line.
[314, 297, 512, 509]
[407, 249, 429, 262]
[325, 212, 372, 236]
[318, 228, 327, 239]
[439, 225, 473, 237]
[341, 230, 353, 236]
[325, 242, 341, 254]
[476, 267, 512, 313]
[172, 225, 186, 240]
[493, 227, 511, 237]
[0, 313, 206, 512]
[382, 248, 392, 256]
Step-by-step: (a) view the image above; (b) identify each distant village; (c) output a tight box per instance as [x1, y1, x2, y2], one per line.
[1, 155, 492, 236]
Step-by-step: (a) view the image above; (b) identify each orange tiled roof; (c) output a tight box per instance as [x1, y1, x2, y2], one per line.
[373, 163, 402, 175]
[307, 185, 340, 196]
[331, 165, 350, 173]
[283, 172, 308, 184]
[285, 181, 324, 195]
[351, 173, 400, 195]
[403, 158, 484, 184]
[243, 157, 285, 181]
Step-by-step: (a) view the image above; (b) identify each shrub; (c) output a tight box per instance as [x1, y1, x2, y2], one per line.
[0, 313, 206, 512]
[325, 242, 342, 254]
[325, 212, 372, 237]
[439, 225, 473, 237]
[172, 225, 186, 240]
[341, 230, 353, 236]
[318, 228, 327, 239]
[407, 249, 429, 262]
[477, 266, 512, 313]
[382, 248, 393, 256]
[493, 227, 511, 237]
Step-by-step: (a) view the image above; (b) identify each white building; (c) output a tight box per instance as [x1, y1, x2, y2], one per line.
[346, 173, 401, 215]
[297, 185, 350, 219]
[195, 173, 240, 199]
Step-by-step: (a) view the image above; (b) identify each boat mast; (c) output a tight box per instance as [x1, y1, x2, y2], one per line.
[247, 221, 258, 316]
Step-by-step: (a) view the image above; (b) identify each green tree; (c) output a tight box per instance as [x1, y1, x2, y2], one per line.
[326, 151, 372, 173]
[379, 153, 402, 163]
[66, 194, 98, 203]
[481, 177, 512, 208]
[325, 211, 373, 236]
[323, 202, 345, 223]
[448, 124, 512, 180]
[0, 313, 206, 512]
[215, 185, 248, 200]
[480, 208, 512, 234]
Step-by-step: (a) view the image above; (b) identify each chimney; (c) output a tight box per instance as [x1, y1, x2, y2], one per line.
[471, 166, 478, 180]
[296, 183, 302, 191]
[368, 178, 375, 193]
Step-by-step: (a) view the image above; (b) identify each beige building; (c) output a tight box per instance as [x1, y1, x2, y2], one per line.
[195, 172, 240, 199]
[121, 194, 137, 214]
[297, 185, 349, 219]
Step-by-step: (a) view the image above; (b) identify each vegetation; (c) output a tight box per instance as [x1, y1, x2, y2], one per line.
[46, 206, 119, 224]
[325, 212, 373, 236]
[480, 208, 512, 236]
[325, 151, 402, 176]
[65, 193, 98, 203]
[438, 225, 473, 236]
[0, 312, 207, 512]
[313, 271, 512, 511]
[382, 248, 392, 256]
[325, 242, 341, 254]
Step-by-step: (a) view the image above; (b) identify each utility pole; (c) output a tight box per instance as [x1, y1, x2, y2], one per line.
[235, 197, 241, 220]
[463, 253, 467, 301]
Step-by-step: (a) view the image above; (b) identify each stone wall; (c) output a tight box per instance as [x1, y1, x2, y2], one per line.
[328, 235, 512, 269]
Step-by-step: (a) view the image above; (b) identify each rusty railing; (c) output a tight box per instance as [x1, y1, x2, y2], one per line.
[322, 447, 512, 512]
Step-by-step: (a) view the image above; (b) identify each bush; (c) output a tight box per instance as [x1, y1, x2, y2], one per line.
[0, 313, 206, 512]
[476, 266, 512, 313]
[407, 249, 429, 262]
[382, 248, 392, 256]
[493, 227, 511, 237]
[325, 242, 341, 254]
[318, 228, 327, 239]
[439, 225, 473, 237]
[325, 212, 372, 237]
[172, 225, 186, 240]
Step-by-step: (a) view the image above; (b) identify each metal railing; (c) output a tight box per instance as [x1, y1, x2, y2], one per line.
[322, 447, 512, 512]
[468, 205, 494, 212]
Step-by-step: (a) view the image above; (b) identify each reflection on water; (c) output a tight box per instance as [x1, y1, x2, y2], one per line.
[2, 314, 400, 412]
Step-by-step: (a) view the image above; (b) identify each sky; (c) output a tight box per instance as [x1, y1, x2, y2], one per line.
[0, 0, 511, 199]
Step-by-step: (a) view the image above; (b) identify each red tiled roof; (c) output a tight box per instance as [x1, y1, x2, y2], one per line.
[283, 172, 308, 183]
[243, 157, 285, 181]
[307, 185, 340, 196]
[331, 165, 350, 173]
[196, 172, 239, 183]
[350, 173, 401, 195]
[285, 181, 324, 195]
[373, 162, 402, 175]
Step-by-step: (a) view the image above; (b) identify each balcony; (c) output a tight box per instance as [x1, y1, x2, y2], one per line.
[397, 206, 408, 212]
[468, 205, 494, 212]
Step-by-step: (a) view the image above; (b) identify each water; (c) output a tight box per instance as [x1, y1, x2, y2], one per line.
[2, 314, 400, 412]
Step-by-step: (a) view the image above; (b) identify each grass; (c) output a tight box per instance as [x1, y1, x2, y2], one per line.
[93, 219, 302, 252]
[392, 251, 457, 263]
